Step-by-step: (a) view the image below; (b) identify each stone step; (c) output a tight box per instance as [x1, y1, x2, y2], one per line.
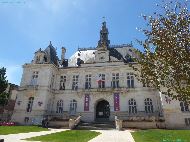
[76, 121, 115, 130]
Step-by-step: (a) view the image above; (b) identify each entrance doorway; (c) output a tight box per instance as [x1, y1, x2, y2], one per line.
[95, 100, 110, 121]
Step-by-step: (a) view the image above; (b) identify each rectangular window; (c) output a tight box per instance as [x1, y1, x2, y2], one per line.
[85, 74, 91, 89]
[26, 97, 34, 113]
[31, 71, 38, 85]
[24, 117, 29, 123]
[127, 73, 134, 88]
[111, 73, 119, 88]
[72, 75, 79, 90]
[60, 76, 66, 90]
[98, 74, 105, 88]
[185, 118, 190, 126]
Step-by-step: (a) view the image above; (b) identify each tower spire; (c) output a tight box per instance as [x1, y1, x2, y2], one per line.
[97, 19, 110, 50]
[102, 16, 106, 22]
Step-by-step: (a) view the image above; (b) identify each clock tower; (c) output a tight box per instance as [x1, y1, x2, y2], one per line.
[95, 20, 110, 62]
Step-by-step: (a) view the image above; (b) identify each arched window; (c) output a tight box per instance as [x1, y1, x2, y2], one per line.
[69, 99, 77, 115]
[56, 100, 63, 113]
[26, 97, 34, 112]
[129, 98, 137, 114]
[144, 98, 153, 113]
[180, 102, 189, 112]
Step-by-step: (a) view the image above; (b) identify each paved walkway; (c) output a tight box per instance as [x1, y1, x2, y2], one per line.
[0, 128, 68, 142]
[0, 129, 135, 142]
[89, 129, 135, 142]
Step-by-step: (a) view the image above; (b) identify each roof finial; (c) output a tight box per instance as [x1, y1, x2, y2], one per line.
[50, 41, 52, 45]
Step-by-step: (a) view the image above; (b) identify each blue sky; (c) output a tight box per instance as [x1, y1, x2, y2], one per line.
[0, 0, 161, 85]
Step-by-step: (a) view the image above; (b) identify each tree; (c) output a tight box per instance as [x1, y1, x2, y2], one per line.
[133, 0, 190, 103]
[0, 67, 9, 106]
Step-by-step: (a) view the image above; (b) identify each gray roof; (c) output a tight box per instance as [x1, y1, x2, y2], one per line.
[44, 42, 59, 66]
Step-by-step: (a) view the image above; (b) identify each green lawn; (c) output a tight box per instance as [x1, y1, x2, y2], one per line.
[26, 130, 100, 142]
[132, 129, 190, 142]
[0, 126, 49, 135]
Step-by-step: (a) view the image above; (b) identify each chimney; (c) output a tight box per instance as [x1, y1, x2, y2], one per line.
[61, 47, 66, 61]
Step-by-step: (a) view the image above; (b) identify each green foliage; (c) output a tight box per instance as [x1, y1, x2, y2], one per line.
[0, 126, 49, 135]
[134, 0, 190, 103]
[0, 92, 9, 106]
[26, 130, 101, 142]
[132, 129, 190, 142]
[0, 67, 8, 94]
[0, 67, 9, 106]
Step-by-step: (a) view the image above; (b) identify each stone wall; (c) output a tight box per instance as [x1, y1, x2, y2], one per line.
[122, 121, 165, 129]
[48, 121, 69, 128]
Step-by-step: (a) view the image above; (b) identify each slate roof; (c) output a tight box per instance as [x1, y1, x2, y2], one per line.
[44, 42, 59, 66]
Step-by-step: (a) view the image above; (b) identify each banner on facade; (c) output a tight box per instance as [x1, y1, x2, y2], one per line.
[84, 94, 90, 111]
[114, 93, 120, 111]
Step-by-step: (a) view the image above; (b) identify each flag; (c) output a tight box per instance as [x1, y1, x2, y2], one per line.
[96, 74, 105, 82]
[114, 93, 120, 111]
[84, 94, 90, 111]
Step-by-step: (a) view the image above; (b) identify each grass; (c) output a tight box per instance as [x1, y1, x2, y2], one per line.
[132, 129, 190, 142]
[26, 130, 101, 142]
[0, 126, 49, 135]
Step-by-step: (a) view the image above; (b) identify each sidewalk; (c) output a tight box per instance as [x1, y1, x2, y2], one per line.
[89, 129, 135, 142]
[0, 128, 68, 142]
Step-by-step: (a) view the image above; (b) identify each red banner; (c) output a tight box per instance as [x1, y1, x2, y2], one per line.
[84, 94, 90, 111]
[114, 93, 120, 111]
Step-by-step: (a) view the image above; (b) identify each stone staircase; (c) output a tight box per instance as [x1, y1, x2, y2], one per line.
[76, 121, 115, 130]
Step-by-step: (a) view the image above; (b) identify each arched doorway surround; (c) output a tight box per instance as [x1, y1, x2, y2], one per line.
[95, 99, 110, 121]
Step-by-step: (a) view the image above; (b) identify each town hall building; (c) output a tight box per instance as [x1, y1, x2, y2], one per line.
[11, 21, 190, 129]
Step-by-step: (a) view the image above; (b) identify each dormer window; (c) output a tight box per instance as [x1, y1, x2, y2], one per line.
[36, 56, 40, 63]
[44, 56, 47, 62]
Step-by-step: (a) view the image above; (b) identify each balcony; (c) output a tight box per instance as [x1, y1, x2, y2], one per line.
[54, 87, 139, 94]
[50, 85, 156, 94]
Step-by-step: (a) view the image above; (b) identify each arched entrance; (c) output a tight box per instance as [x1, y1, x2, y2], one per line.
[95, 100, 110, 121]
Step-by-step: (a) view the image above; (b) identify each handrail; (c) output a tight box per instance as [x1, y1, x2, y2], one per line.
[69, 115, 81, 129]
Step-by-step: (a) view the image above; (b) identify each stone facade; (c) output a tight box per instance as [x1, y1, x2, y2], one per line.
[11, 21, 190, 129]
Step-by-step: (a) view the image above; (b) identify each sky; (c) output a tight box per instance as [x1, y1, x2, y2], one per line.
[0, 0, 163, 85]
